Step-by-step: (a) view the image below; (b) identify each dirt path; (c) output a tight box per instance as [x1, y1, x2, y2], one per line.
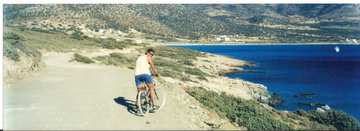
[4, 52, 221, 130]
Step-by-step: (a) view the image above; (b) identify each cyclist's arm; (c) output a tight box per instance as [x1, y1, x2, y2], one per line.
[147, 56, 158, 76]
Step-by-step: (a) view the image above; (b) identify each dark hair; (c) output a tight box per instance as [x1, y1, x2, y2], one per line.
[146, 48, 155, 54]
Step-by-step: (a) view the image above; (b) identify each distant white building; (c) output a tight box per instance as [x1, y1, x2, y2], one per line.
[129, 28, 138, 33]
[346, 38, 351, 43]
[213, 35, 230, 41]
[108, 29, 113, 33]
[134, 39, 143, 44]
[99, 29, 105, 33]
[117, 30, 125, 35]
[219, 35, 230, 41]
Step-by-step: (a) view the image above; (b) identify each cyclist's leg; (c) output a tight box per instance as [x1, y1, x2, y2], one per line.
[146, 83, 156, 107]
[134, 75, 143, 109]
[135, 88, 140, 108]
[143, 74, 156, 108]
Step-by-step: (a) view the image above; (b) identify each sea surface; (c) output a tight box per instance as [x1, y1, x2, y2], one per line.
[175, 44, 360, 120]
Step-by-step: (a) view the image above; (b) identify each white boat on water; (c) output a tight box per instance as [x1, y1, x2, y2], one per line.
[352, 39, 359, 44]
[345, 38, 359, 45]
[334, 46, 340, 53]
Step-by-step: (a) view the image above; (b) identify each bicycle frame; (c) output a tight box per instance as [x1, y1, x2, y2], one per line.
[138, 82, 159, 100]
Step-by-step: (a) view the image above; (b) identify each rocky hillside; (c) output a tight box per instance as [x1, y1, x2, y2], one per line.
[4, 4, 360, 42]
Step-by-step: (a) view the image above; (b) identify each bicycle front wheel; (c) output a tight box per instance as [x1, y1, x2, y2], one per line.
[153, 88, 166, 111]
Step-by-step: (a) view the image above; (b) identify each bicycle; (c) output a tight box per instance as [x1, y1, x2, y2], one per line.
[136, 79, 165, 116]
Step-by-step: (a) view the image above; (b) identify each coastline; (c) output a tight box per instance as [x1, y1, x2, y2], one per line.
[5, 24, 360, 130]
[179, 44, 360, 120]
[166, 42, 360, 46]
[185, 50, 269, 100]
[185, 47, 360, 130]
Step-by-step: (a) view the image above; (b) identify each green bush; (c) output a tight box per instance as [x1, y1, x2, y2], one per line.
[109, 53, 134, 65]
[101, 42, 126, 49]
[268, 92, 284, 107]
[154, 57, 183, 79]
[4, 41, 20, 61]
[183, 59, 194, 66]
[98, 39, 128, 49]
[4, 32, 23, 40]
[4, 33, 21, 61]
[73, 53, 94, 64]
[155, 46, 203, 61]
[185, 67, 208, 77]
[187, 87, 291, 130]
[297, 110, 360, 130]
[30, 27, 51, 33]
[93, 56, 109, 63]
[152, 46, 209, 81]
[154, 56, 209, 81]
[94, 53, 135, 68]
[71, 31, 84, 40]
[188, 87, 340, 130]
[197, 75, 208, 81]
[4, 32, 41, 61]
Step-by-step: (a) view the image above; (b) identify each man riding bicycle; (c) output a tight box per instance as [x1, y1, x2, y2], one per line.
[134, 48, 159, 113]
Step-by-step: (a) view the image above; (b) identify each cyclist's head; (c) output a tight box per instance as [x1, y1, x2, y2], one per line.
[145, 48, 155, 57]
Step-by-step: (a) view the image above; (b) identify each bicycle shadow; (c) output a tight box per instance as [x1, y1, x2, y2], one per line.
[113, 96, 142, 117]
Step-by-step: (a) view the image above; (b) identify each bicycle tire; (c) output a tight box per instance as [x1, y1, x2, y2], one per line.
[137, 91, 150, 115]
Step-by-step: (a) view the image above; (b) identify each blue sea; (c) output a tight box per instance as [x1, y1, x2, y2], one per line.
[176, 44, 360, 120]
